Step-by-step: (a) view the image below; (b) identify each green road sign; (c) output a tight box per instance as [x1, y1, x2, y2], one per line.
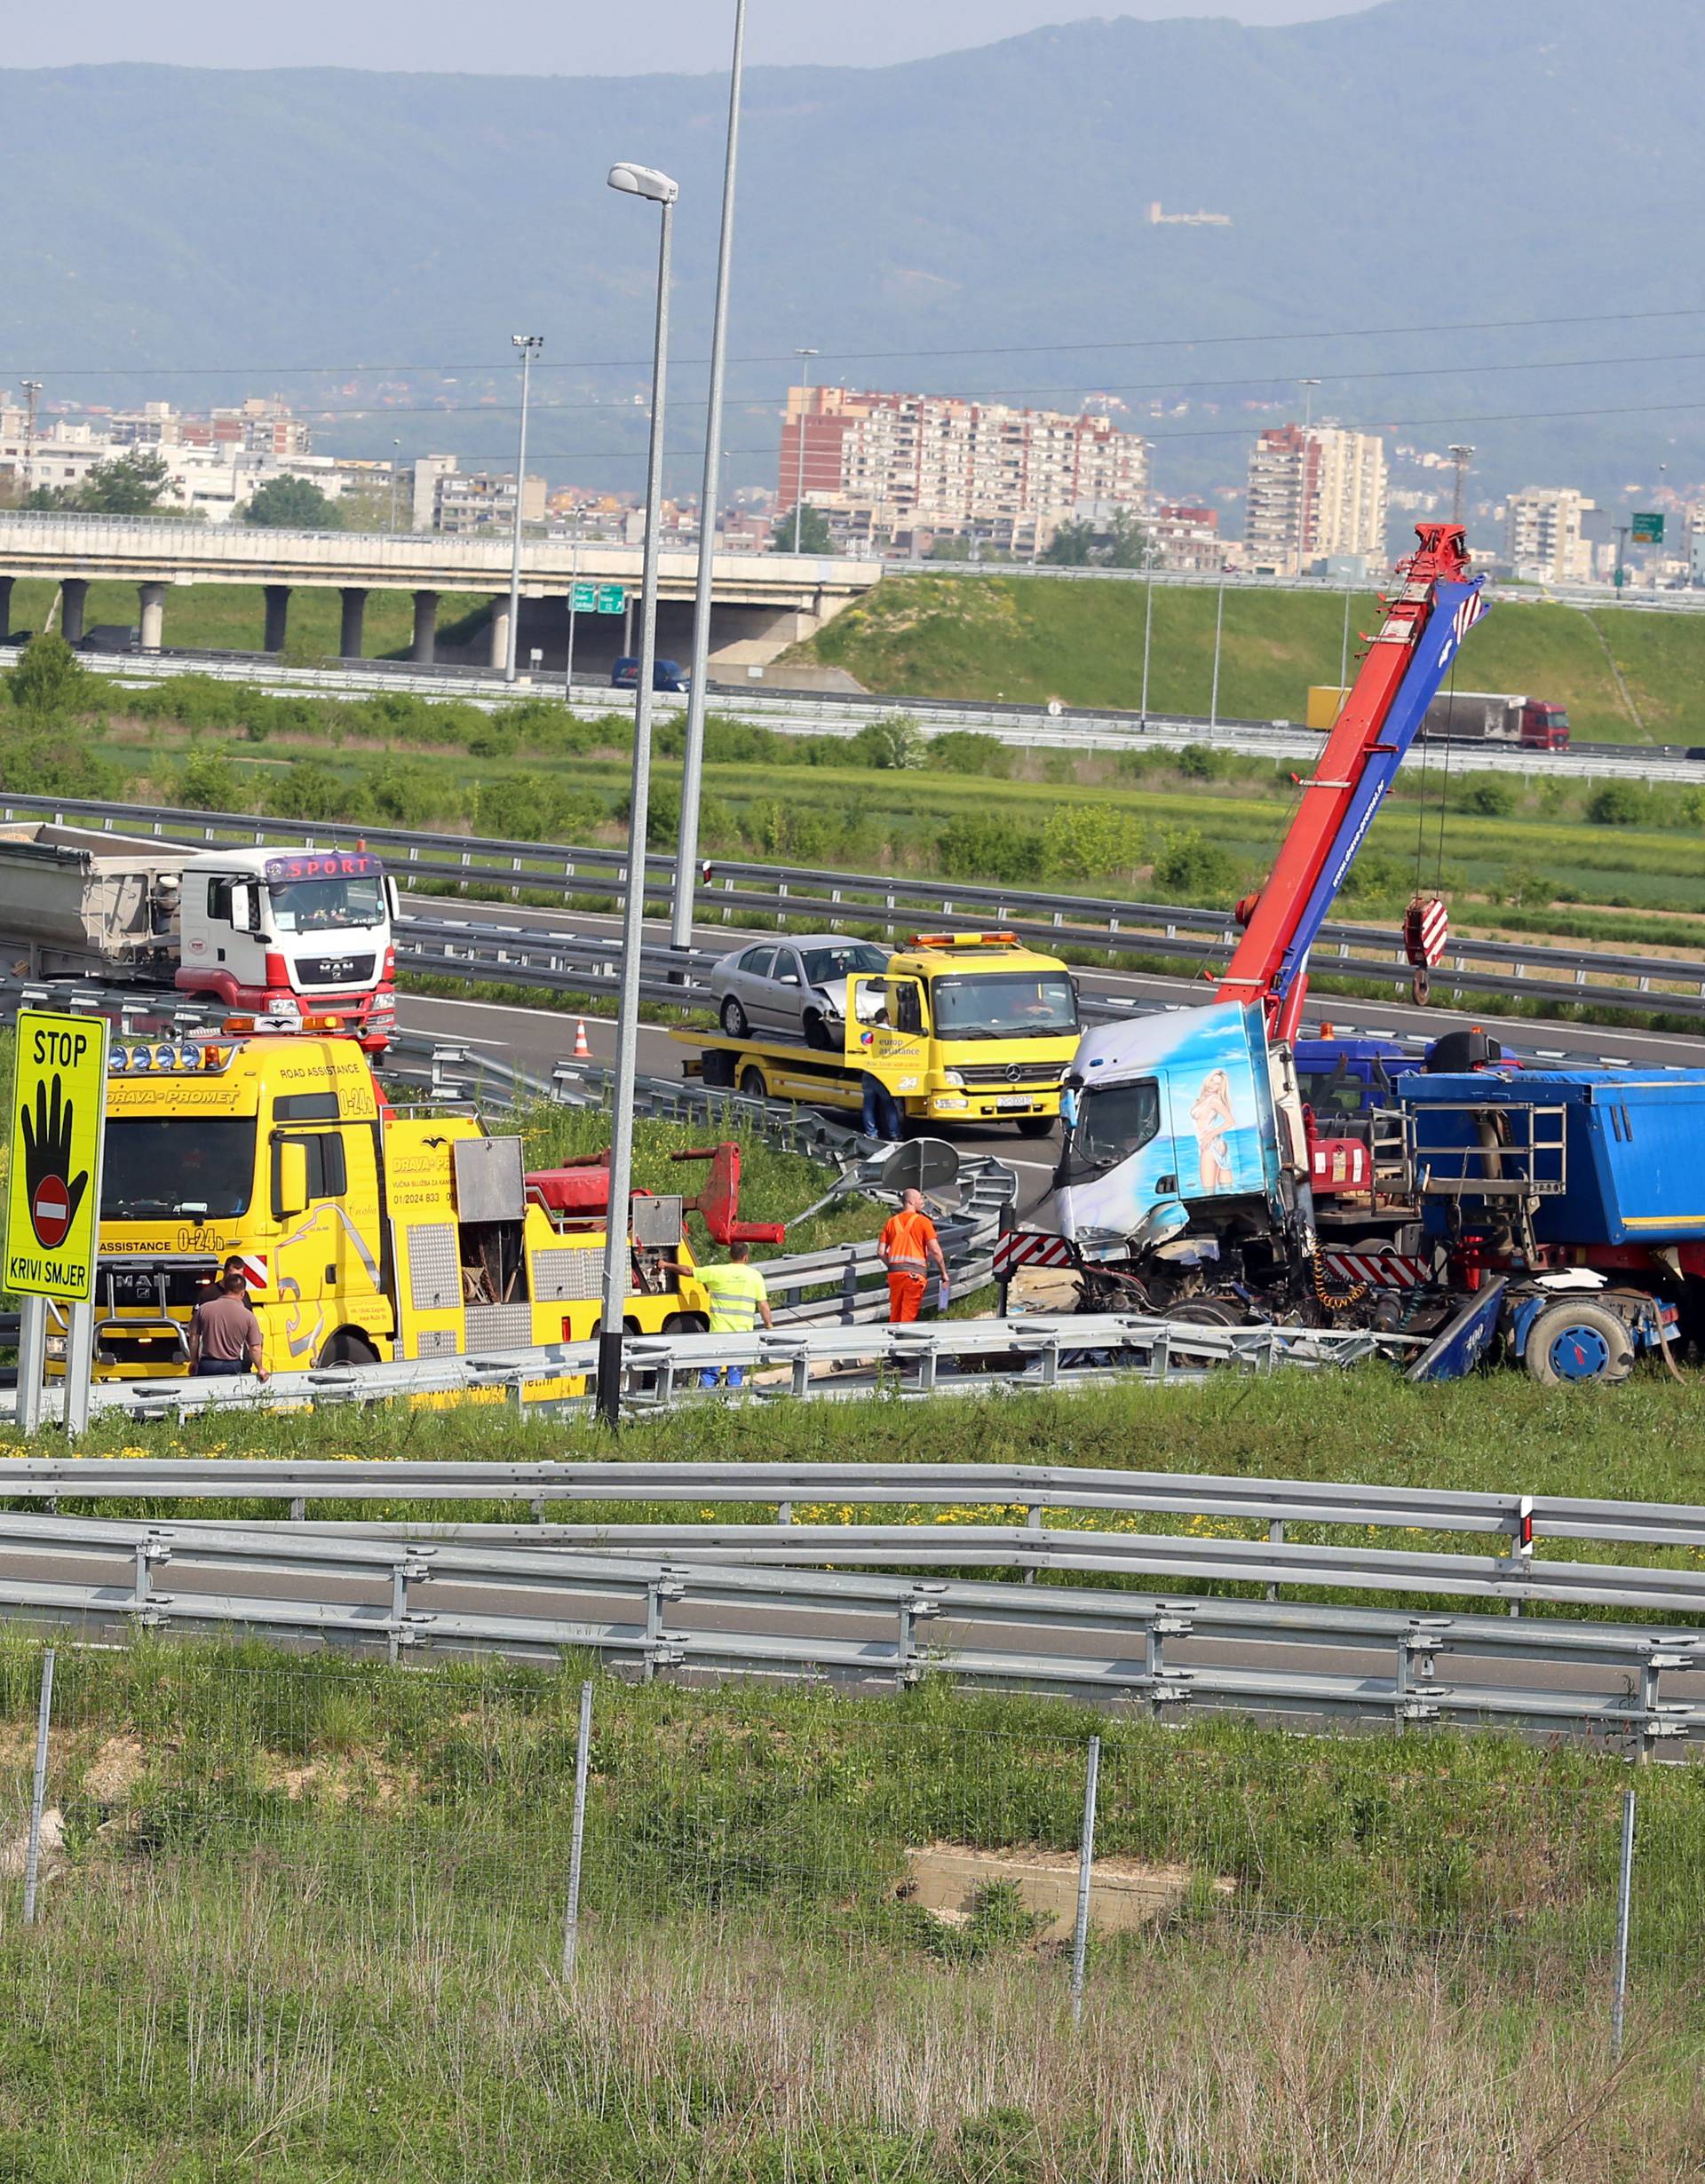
[596, 584, 626, 614]
[570, 581, 597, 612]
[1632, 511, 1665, 543]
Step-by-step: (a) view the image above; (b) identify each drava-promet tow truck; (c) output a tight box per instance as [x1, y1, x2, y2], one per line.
[72, 1019, 768, 1388]
[1004, 524, 1702, 1388]
[677, 931, 1081, 1136]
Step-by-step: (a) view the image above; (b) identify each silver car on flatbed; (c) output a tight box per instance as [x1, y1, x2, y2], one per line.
[710, 934, 891, 1048]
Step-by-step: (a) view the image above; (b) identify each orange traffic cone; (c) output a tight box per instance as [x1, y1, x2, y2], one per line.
[573, 1018, 591, 1059]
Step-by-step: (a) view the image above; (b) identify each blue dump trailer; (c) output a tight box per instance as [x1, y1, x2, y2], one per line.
[1394, 1067, 1705, 1383]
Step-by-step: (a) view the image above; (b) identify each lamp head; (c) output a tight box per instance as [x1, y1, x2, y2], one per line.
[607, 162, 679, 206]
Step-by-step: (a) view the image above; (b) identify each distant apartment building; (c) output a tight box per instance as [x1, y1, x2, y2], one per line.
[1149, 502, 1222, 573]
[1244, 423, 1387, 574]
[778, 385, 1148, 555]
[108, 398, 313, 457]
[1505, 487, 1596, 585]
[412, 455, 546, 535]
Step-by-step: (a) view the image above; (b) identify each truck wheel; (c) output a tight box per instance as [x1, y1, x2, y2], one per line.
[720, 997, 749, 1038]
[803, 1010, 831, 1050]
[1015, 1115, 1056, 1139]
[740, 1066, 767, 1099]
[1523, 1301, 1635, 1388]
[662, 1313, 709, 1336]
[318, 1330, 379, 1368]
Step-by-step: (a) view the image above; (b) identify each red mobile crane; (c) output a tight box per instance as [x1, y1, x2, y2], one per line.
[1214, 523, 1487, 1045]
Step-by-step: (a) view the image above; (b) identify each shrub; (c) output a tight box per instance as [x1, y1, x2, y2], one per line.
[1039, 803, 1146, 883]
[848, 716, 922, 770]
[0, 732, 118, 799]
[928, 731, 1011, 778]
[935, 813, 1045, 886]
[1461, 775, 1517, 818]
[274, 760, 349, 822]
[474, 772, 553, 842]
[178, 750, 239, 811]
[1173, 743, 1221, 781]
[1150, 827, 1236, 903]
[1586, 781, 1649, 827]
[6, 632, 90, 718]
[1338, 851, 1408, 905]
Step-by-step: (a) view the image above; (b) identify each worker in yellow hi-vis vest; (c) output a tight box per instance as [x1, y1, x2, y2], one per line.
[663, 1239, 773, 1389]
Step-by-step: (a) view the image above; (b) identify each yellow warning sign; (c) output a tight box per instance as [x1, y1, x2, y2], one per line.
[4, 1010, 109, 1302]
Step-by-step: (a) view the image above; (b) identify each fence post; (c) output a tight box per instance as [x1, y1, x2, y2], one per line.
[560, 1680, 594, 1982]
[1069, 1735, 1101, 2025]
[1612, 1784, 1636, 2059]
[23, 1648, 55, 1927]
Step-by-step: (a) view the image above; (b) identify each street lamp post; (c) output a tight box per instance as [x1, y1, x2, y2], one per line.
[791, 346, 819, 555]
[505, 334, 543, 682]
[671, 0, 748, 955]
[598, 160, 678, 1430]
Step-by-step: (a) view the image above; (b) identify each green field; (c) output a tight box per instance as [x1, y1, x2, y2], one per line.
[0, 1634, 1700, 2180]
[2, 577, 496, 664]
[798, 572, 1705, 747]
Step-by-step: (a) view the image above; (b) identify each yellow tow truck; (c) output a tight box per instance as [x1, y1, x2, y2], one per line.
[79, 1028, 710, 1382]
[677, 931, 1080, 1137]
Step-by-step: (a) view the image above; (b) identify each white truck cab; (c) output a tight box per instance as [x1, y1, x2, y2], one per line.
[177, 845, 400, 1051]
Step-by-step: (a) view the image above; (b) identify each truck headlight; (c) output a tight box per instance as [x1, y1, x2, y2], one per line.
[942, 1070, 965, 1088]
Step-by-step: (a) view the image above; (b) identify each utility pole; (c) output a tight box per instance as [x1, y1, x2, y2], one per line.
[671, 0, 747, 955]
[791, 346, 819, 554]
[391, 439, 402, 532]
[505, 334, 543, 682]
[20, 379, 42, 491]
[1447, 444, 1475, 526]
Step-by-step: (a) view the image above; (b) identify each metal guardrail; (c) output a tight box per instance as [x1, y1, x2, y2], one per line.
[12, 1453, 1702, 1558]
[0, 1509, 1693, 1747]
[70, 1314, 1410, 1423]
[3, 789, 1703, 1024]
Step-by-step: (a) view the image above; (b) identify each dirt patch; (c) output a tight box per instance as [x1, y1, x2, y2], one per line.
[0, 1808, 62, 1883]
[901, 1841, 1235, 1935]
[83, 1736, 147, 1805]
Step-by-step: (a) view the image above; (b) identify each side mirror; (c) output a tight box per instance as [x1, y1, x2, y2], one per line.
[275, 1141, 309, 1219]
[1130, 1199, 1190, 1254]
[384, 876, 400, 920]
[229, 883, 263, 935]
[780, 972, 800, 986]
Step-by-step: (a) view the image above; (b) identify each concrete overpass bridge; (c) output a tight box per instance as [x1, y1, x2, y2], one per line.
[0, 513, 882, 671]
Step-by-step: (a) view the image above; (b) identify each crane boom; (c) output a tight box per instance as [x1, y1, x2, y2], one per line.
[1214, 523, 1488, 1046]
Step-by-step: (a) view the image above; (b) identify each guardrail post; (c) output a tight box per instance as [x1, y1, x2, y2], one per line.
[1612, 1786, 1636, 2059]
[643, 1576, 686, 1682]
[388, 1555, 429, 1664]
[22, 1648, 54, 1927]
[560, 1679, 594, 1982]
[840, 1254, 859, 1326]
[896, 1589, 942, 1686]
[1265, 1518, 1284, 1602]
[1023, 1503, 1041, 1585]
[1069, 1736, 1101, 2026]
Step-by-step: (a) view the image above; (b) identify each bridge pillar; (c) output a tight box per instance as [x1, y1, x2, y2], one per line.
[488, 596, 511, 673]
[137, 582, 166, 653]
[59, 578, 88, 645]
[263, 584, 291, 652]
[338, 586, 367, 660]
[411, 590, 439, 664]
[0, 575, 12, 644]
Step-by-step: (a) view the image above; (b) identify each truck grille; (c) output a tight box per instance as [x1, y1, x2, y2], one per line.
[98, 1262, 218, 1309]
[953, 1061, 1069, 1088]
[297, 953, 377, 988]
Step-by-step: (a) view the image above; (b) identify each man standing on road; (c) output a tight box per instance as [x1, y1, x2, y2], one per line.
[186, 1256, 268, 1381]
[664, 1240, 773, 1389]
[879, 1189, 949, 1323]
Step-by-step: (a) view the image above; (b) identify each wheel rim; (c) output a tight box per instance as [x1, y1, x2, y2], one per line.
[722, 1000, 745, 1035]
[1547, 1322, 1613, 1381]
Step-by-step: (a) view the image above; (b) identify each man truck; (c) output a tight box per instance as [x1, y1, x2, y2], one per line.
[1306, 684, 1570, 751]
[0, 825, 399, 1050]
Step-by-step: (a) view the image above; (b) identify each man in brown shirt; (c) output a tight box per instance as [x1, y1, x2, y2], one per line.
[188, 1258, 268, 1380]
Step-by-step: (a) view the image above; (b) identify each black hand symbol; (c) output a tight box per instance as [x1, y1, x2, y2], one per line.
[21, 1076, 89, 1243]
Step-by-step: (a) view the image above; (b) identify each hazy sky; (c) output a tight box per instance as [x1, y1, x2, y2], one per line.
[11, 2, 1360, 75]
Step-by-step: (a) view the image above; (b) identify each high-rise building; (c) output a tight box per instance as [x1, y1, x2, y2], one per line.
[777, 385, 1147, 555]
[1506, 487, 1596, 585]
[1244, 423, 1388, 574]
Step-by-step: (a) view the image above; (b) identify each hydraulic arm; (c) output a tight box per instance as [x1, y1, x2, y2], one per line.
[1214, 523, 1488, 1046]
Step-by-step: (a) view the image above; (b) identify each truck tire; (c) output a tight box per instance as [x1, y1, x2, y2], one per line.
[803, 1010, 831, 1050]
[1016, 1115, 1056, 1139]
[1522, 1301, 1635, 1388]
[317, 1330, 379, 1368]
[720, 997, 749, 1038]
[740, 1066, 768, 1099]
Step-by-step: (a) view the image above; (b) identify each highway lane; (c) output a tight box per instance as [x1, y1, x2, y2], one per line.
[402, 891, 1705, 1073]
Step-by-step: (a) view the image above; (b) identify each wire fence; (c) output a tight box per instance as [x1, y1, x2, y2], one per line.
[0, 1642, 1688, 2030]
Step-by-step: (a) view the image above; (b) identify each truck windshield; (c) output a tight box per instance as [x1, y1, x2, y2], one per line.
[931, 973, 1077, 1040]
[269, 874, 385, 934]
[1071, 1080, 1162, 1173]
[99, 1119, 258, 1219]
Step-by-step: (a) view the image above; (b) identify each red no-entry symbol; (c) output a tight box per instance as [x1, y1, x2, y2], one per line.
[30, 1175, 70, 1250]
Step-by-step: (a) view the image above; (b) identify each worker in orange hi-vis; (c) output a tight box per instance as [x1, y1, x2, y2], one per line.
[879, 1187, 950, 1323]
